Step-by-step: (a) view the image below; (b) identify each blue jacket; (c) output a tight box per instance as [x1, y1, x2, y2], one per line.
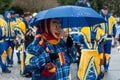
[26, 39, 77, 80]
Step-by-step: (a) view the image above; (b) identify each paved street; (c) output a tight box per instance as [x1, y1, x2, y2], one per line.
[0, 47, 120, 80]
[102, 47, 120, 80]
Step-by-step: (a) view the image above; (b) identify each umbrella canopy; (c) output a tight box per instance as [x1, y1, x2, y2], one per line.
[31, 5, 105, 28]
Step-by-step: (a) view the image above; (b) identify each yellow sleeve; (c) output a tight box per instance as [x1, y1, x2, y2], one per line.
[0, 18, 8, 37]
[16, 18, 22, 24]
[25, 53, 34, 65]
[80, 26, 91, 42]
[17, 22, 26, 34]
[96, 27, 105, 41]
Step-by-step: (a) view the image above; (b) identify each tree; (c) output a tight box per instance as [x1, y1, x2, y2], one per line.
[1, 0, 119, 17]
[11, 6, 24, 15]
[112, 0, 120, 17]
[12, 0, 59, 13]
[0, 0, 13, 14]
[90, 0, 120, 16]
[58, 0, 77, 5]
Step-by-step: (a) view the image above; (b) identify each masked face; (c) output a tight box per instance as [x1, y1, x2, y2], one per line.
[50, 19, 61, 39]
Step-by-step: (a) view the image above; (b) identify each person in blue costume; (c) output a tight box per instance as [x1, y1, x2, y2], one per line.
[25, 18, 77, 80]
[77, 25, 106, 80]
[14, 12, 33, 77]
[0, 18, 11, 73]
[99, 6, 117, 72]
[22, 12, 34, 48]
[3, 11, 16, 67]
[10, 10, 17, 22]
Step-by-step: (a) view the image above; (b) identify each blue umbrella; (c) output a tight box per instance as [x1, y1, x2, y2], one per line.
[31, 5, 105, 28]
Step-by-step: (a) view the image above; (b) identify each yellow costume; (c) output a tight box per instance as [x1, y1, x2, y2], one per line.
[77, 26, 105, 80]
[0, 18, 11, 73]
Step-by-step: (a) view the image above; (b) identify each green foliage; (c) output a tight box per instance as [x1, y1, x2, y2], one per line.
[0, 0, 13, 14]
[112, 1, 120, 16]
[90, 0, 120, 16]
[0, 0, 119, 17]
[11, 6, 24, 15]
[90, 0, 103, 11]
[58, 0, 77, 5]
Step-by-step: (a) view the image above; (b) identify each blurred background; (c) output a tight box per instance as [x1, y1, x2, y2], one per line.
[0, 0, 120, 16]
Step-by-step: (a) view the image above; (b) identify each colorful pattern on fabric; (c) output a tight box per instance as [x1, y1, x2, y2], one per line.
[84, 57, 98, 80]
[26, 39, 76, 80]
[77, 26, 104, 80]
[58, 52, 66, 66]
[78, 50, 100, 80]
[79, 26, 106, 50]
[38, 34, 66, 66]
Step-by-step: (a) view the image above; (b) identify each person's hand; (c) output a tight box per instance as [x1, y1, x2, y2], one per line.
[44, 62, 56, 72]
[41, 62, 56, 78]
[66, 36, 73, 48]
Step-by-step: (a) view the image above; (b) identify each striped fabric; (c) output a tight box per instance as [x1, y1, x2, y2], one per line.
[58, 52, 66, 66]
[26, 39, 77, 80]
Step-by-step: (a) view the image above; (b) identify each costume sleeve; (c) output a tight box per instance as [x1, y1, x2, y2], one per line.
[72, 34, 80, 43]
[97, 27, 107, 54]
[97, 28, 107, 44]
[113, 24, 117, 37]
[26, 42, 50, 70]
[78, 33, 84, 44]
[29, 52, 49, 70]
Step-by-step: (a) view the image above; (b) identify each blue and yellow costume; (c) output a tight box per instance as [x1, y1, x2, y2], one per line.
[25, 19, 77, 80]
[14, 20, 30, 76]
[14, 17, 23, 64]
[14, 20, 26, 64]
[4, 11, 16, 66]
[0, 18, 11, 73]
[77, 26, 106, 80]
[100, 10, 116, 71]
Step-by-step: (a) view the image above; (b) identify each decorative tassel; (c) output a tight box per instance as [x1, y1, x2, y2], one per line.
[58, 52, 66, 66]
